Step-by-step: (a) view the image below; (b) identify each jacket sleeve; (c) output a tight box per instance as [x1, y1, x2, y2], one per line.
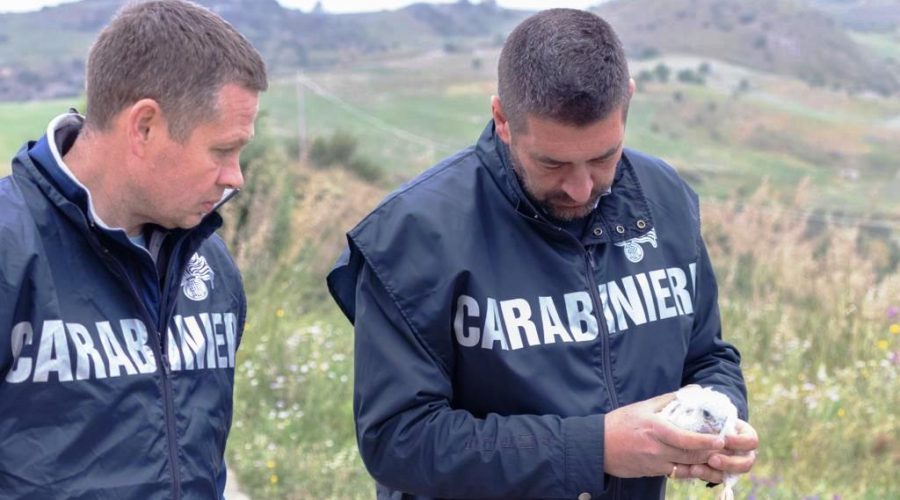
[681, 236, 749, 420]
[351, 262, 607, 498]
[0, 269, 12, 380]
[0, 241, 32, 382]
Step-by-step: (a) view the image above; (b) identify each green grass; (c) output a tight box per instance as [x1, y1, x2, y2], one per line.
[229, 300, 367, 499]
[0, 97, 81, 176]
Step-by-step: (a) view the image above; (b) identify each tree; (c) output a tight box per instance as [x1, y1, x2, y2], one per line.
[653, 63, 671, 83]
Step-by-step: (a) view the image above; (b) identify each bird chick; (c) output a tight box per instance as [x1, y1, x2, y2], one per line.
[659, 386, 741, 500]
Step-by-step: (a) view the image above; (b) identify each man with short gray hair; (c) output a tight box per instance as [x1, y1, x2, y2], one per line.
[0, 1, 266, 498]
[329, 8, 758, 499]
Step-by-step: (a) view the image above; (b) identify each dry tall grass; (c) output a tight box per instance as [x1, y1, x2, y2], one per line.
[670, 182, 900, 499]
[225, 168, 899, 499]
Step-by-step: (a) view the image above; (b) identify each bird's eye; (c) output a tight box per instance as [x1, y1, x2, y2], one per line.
[702, 410, 712, 420]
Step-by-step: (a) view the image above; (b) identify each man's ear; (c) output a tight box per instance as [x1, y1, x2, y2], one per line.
[491, 96, 512, 145]
[125, 98, 164, 158]
[628, 77, 636, 98]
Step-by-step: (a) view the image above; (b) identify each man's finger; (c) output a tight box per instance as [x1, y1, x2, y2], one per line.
[675, 448, 717, 465]
[725, 420, 759, 452]
[649, 391, 678, 411]
[652, 417, 725, 451]
[709, 450, 756, 474]
[686, 463, 724, 484]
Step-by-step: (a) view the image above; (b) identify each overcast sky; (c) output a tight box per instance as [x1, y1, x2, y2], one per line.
[0, 0, 602, 14]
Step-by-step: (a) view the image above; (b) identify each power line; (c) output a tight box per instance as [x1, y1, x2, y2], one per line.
[293, 74, 457, 153]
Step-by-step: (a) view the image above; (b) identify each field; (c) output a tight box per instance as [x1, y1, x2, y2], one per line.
[216, 51, 899, 498]
[220, 166, 900, 499]
[265, 50, 900, 218]
[0, 97, 82, 172]
[4, 50, 900, 219]
[1, 48, 899, 499]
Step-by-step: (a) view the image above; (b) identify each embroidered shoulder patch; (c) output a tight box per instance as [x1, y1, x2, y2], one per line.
[181, 253, 216, 301]
[614, 228, 658, 263]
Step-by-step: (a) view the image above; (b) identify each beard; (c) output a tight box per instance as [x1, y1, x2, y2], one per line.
[508, 147, 607, 222]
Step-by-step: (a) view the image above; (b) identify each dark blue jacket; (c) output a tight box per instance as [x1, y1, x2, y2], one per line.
[0, 113, 247, 499]
[328, 121, 747, 499]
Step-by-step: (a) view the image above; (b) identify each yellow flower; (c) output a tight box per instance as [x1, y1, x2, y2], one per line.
[877, 339, 890, 351]
[270, 474, 279, 485]
[890, 324, 900, 335]
[275, 308, 285, 318]
[266, 460, 276, 469]
[837, 408, 845, 418]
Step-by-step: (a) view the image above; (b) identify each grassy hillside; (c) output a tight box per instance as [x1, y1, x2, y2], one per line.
[4, 49, 899, 221]
[595, 0, 900, 96]
[260, 50, 900, 219]
[808, 0, 900, 32]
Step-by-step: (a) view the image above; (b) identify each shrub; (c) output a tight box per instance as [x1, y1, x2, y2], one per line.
[309, 130, 358, 168]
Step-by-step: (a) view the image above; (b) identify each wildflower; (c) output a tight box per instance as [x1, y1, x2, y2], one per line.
[890, 324, 900, 335]
[270, 474, 278, 485]
[888, 306, 899, 319]
[837, 408, 846, 418]
[877, 339, 890, 351]
[266, 459, 276, 469]
[275, 308, 285, 318]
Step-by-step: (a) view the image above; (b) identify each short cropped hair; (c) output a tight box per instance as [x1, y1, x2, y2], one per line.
[85, 0, 268, 141]
[498, 8, 630, 132]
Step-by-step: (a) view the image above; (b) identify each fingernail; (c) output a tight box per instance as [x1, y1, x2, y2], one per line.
[714, 438, 725, 448]
[709, 455, 721, 468]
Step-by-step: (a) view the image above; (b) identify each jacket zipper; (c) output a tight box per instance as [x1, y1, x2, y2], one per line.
[581, 250, 620, 410]
[90, 235, 183, 500]
[155, 234, 193, 500]
[582, 249, 623, 499]
[515, 211, 626, 499]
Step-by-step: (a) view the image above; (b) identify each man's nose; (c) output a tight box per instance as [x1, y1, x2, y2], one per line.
[561, 165, 593, 204]
[219, 159, 244, 190]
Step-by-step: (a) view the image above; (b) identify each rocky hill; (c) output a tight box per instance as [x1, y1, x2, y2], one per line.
[2, 0, 898, 101]
[806, 0, 900, 32]
[0, 0, 527, 101]
[594, 0, 900, 95]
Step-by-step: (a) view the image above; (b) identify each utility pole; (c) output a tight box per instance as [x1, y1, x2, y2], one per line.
[296, 68, 306, 162]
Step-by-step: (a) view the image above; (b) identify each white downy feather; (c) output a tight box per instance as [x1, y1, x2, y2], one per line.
[660, 386, 742, 500]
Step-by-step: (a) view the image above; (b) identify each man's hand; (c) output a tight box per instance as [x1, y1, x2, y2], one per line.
[684, 419, 759, 484]
[604, 392, 726, 478]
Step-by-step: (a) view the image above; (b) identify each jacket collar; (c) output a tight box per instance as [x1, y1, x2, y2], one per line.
[474, 120, 654, 244]
[13, 111, 227, 249]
